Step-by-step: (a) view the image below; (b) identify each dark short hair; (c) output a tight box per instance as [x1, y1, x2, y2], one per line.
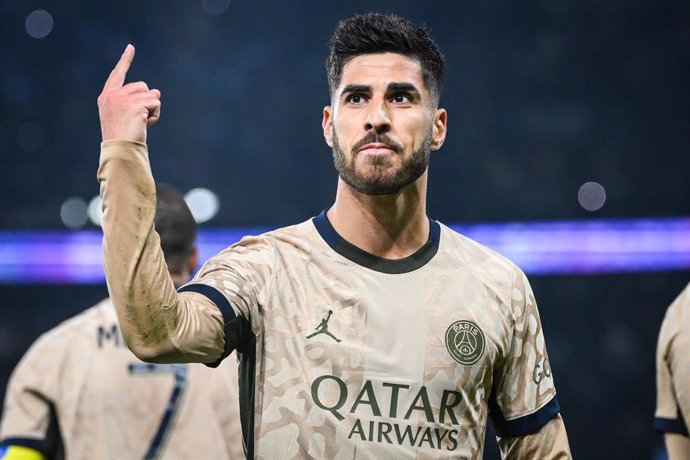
[326, 13, 445, 105]
[154, 184, 197, 274]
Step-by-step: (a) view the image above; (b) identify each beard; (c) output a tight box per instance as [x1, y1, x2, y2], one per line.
[331, 127, 432, 196]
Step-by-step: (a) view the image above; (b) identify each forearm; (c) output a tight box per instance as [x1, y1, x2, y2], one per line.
[497, 414, 572, 460]
[97, 140, 223, 363]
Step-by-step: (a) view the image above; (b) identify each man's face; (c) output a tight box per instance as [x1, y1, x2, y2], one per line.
[322, 52, 446, 195]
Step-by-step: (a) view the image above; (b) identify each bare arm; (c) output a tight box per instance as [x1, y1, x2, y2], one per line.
[97, 45, 224, 363]
[497, 414, 572, 460]
[665, 433, 690, 460]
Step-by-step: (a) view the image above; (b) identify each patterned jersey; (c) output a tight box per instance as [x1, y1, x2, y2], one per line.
[654, 282, 690, 437]
[0, 298, 244, 460]
[180, 211, 562, 459]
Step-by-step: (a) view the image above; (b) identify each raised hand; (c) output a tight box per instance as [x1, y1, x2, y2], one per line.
[97, 44, 161, 144]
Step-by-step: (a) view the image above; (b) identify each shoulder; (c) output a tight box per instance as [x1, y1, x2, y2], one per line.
[17, 298, 113, 367]
[206, 218, 319, 263]
[436, 222, 521, 288]
[667, 282, 690, 317]
[659, 282, 690, 345]
[245, 218, 318, 247]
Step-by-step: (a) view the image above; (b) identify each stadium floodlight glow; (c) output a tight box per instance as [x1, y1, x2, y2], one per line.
[578, 182, 606, 212]
[185, 188, 220, 223]
[25, 10, 54, 39]
[0, 217, 689, 283]
[60, 197, 88, 229]
[88, 196, 104, 227]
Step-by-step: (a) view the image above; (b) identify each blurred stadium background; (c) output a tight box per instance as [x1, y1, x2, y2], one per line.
[1, 1, 689, 458]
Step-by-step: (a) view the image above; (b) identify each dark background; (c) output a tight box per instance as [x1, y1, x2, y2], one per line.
[1, 1, 689, 458]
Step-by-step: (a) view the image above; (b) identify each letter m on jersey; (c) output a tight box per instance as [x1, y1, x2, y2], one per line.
[97, 324, 121, 348]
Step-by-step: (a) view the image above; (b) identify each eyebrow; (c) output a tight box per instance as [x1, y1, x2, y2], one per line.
[340, 84, 371, 98]
[339, 82, 422, 99]
[387, 82, 420, 95]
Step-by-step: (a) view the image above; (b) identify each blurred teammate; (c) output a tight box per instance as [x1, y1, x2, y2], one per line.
[654, 282, 690, 459]
[0, 185, 243, 460]
[96, 13, 571, 459]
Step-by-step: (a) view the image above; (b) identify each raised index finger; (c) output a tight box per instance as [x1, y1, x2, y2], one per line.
[103, 44, 135, 92]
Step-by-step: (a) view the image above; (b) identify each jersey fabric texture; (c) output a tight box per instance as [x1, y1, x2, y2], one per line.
[179, 211, 561, 459]
[654, 282, 690, 437]
[98, 140, 571, 459]
[0, 298, 244, 460]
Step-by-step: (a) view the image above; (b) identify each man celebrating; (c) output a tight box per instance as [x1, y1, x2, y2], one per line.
[97, 13, 571, 459]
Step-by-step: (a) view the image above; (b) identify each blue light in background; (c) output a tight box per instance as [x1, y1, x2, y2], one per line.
[1, 217, 688, 284]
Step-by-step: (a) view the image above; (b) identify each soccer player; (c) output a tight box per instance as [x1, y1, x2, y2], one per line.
[0, 185, 244, 460]
[654, 282, 690, 459]
[95, 13, 572, 459]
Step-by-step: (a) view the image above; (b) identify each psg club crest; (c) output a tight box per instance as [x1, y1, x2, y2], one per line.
[445, 320, 485, 365]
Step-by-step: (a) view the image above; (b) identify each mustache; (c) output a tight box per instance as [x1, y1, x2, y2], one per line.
[351, 132, 403, 154]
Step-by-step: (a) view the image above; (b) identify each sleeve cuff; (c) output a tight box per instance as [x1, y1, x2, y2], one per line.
[489, 395, 561, 437]
[654, 416, 689, 436]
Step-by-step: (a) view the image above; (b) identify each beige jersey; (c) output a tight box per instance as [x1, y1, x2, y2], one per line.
[0, 298, 244, 460]
[180, 212, 564, 459]
[655, 282, 690, 437]
[98, 140, 571, 459]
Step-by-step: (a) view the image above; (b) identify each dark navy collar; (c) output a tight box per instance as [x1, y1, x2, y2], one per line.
[312, 210, 440, 274]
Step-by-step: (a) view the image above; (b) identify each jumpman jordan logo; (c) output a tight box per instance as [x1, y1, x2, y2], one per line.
[306, 310, 341, 343]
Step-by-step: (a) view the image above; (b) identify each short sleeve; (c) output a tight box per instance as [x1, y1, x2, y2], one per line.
[177, 235, 276, 361]
[0, 336, 63, 456]
[654, 284, 690, 436]
[489, 267, 560, 437]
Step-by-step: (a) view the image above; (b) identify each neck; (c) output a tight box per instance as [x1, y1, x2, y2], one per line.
[170, 271, 190, 287]
[327, 173, 429, 259]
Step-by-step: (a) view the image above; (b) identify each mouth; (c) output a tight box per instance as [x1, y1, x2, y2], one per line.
[351, 133, 402, 155]
[358, 143, 397, 154]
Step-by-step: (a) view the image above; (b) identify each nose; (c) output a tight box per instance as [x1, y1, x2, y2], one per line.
[364, 98, 391, 134]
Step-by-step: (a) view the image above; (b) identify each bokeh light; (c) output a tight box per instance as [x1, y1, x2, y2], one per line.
[88, 196, 104, 226]
[578, 182, 606, 212]
[185, 188, 220, 223]
[60, 197, 88, 229]
[201, 0, 231, 15]
[25, 10, 54, 39]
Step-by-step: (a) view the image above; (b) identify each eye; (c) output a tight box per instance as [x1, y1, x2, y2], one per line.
[345, 94, 366, 104]
[391, 93, 411, 103]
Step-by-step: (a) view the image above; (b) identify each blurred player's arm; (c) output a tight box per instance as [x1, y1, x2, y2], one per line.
[97, 45, 225, 364]
[655, 285, 690, 459]
[496, 414, 571, 459]
[665, 334, 690, 460]
[0, 339, 62, 460]
[665, 433, 690, 460]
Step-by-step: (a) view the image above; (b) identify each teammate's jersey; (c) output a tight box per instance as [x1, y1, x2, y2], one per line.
[180, 211, 561, 459]
[0, 298, 244, 460]
[654, 282, 690, 437]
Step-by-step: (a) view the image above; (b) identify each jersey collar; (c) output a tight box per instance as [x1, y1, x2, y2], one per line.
[312, 210, 440, 274]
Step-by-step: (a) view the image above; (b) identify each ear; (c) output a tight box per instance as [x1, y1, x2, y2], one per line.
[187, 246, 199, 275]
[431, 109, 447, 151]
[322, 106, 334, 147]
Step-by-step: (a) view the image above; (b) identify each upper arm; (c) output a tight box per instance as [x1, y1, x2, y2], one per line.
[664, 433, 690, 460]
[496, 414, 572, 460]
[174, 235, 276, 365]
[489, 268, 561, 437]
[0, 339, 63, 459]
[654, 287, 690, 436]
